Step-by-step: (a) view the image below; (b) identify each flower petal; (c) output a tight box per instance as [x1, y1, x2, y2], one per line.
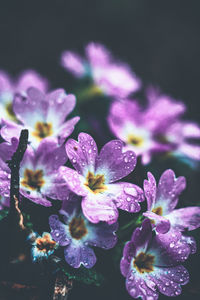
[167, 206, 200, 231]
[143, 172, 157, 211]
[82, 194, 118, 224]
[109, 182, 144, 213]
[59, 166, 87, 196]
[64, 243, 96, 268]
[96, 140, 136, 183]
[156, 169, 186, 214]
[49, 215, 71, 246]
[65, 133, 98, 174]
[143, 211, 170, 234]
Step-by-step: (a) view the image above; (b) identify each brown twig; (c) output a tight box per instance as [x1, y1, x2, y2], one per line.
[7, 129, 28, 224]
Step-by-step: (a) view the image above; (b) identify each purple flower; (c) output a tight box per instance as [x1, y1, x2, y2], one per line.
[108, 91, 200, 164]
[59, 133, 144, 224]
[49, 194, 118, 268]
[120, 219, 190, 300]
[0, 70, 48, 122]
[61, 42, 141, 99]
[0, 139, 68, 207]
[143, 169, 200, 235]
[1, 87, 80, 148]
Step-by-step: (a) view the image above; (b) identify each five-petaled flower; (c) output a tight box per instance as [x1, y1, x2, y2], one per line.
[61, 42, 141, 99]
[1, 87, 80, 148]
[59, 132, 144, 224]
[49, 194, 118, 268]
[0, 138, 68, 206]
[120, 219, 190, 300]
[108, 89, 200, 164]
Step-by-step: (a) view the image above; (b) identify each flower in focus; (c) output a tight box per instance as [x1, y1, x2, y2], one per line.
[0, 70, 48, 122]
[1, 87, 80, 148]
[29, 232, 57, 262]
[143, 169, 200, 234]
[120, 219, 190, 300]
[49, 194, 118, 268]
[108, 90, 200, 164]
[0, 139, 68, 207]
[61, 42, 141, 99]
[59, 133, 144, 224]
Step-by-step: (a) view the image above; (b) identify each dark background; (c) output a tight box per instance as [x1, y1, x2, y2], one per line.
[0, 0, 200, 299]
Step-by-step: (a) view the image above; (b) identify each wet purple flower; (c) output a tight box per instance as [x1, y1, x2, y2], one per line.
[0, 70, 48, 122]
[49, 194, 118, 268]
[120, 219, 190, 300]
[0, 139, 68, 207]
[108, 91, 200, 164]
[1, 87, 80, 148]
[61, 42, 141, 99]
[59, 133, 144, 224]
[143, 169, 200, 235]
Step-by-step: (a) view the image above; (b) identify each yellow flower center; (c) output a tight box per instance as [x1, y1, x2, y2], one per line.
[32, 122, 53, 141]
[21, 169, 45, 191]
[36, 234, 57, 253]
[69, 217, 88, 240]
[127, 134, 144, 147]
[6, 102, 17, 121]
[84, 171, 107, 194]
[134, 252, 154, 274]
[152, 207, 163, 216]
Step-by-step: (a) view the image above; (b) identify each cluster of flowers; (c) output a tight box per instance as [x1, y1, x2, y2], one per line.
[0, 42, 199, 300]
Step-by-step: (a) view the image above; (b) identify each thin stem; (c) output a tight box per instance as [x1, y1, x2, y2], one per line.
[7, 129, 29, 220]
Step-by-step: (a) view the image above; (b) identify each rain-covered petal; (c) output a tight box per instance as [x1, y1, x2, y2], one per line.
[167, 206, 200, 231]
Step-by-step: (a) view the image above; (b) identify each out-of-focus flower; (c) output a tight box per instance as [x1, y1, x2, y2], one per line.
[0, 139, 68, 207]
[59, 133, 144, 224]
[143, 169, 200, 234]
[108, 90, 200, 164]
[61, 42, 141, 99]
[0, 195, 9, 210]
[29, 232, 57, 262]
[120, 219, 190, 300]
[49, 194, 118, 268]
[1, 87, 80, 148]
[0, 70, 48, 122]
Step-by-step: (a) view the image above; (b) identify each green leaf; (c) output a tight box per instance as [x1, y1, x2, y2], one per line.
[0, 208, 9, 221]
[61, 264, 104, 286]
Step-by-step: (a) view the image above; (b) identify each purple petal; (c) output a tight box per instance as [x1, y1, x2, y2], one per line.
[152, 229, 191, 266]
[0, 71, 12, 92]
[46, 90, 76, 126]
[49, 215, 70, 246]
[86, 42, 110, 66]
[120, 241, 136, 277]
[151, 265, 189, 297]
[82, 194, 119, 224]
[87, 221, 118, 249]
[64, 243, 96, 268]
[126, 270, 159, 300]
[177, 143, 200, 160]
[16, 70, 49, 93]
[1, 119, 22, 143]
[167, 206, 200, 231]
[61, 51, 86, 77]
[143, 172, 157, 211]
[59, 166, 87, 196]
[0, 137, 18, 162]
[13, 87, 47, 125]
[131, 219, 152, 255]
[65, 133, 98, 174]
[96, 140, 136, 183]
[35, 139, 67, 171]
[57, 116, 80, 145]
[143, 211, 170, 234]
[156, 169, 186, 214]
[109, 182, 144, 213]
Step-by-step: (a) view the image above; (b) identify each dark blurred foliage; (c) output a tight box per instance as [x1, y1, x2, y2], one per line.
[0, 0, 200, 299]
